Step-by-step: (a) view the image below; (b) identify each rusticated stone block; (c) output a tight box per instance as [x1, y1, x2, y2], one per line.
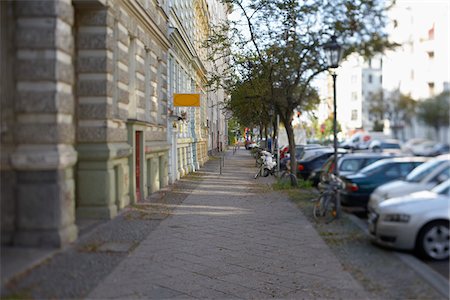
[77, 32, 112, 50]
[16, 91, 74, 114]
[136, 77, 145, 92]
[116, 26, 128, 45]
[78, 79, 112, 97]
[107, 128, 127, 142]
[17, 171, 75, 229]
[117, 45, 128, 64]
[117, 108, 128, 120]
[78, 127, 107, 142]
[117, 66, 129, 85]
[77, 9, 113, 27]
[16, 123, 74, 144]
[55, 30, 74, 53]
[16, 27, 55, 49]
[17, 59, 55, 80]
[117, 88, 129, 104]
[77, 56, 111, 73]
[56, 60, 74, 84]
[135, 59, 144, 74]
[78, 103, 112, 120]
[15, 0, 73, 25]
[17, 59, 73, 84]
[137, 94, 145, 109]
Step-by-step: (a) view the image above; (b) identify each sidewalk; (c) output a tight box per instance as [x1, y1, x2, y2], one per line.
[86, 149, 368, 299]
[2, 149, 368, 299]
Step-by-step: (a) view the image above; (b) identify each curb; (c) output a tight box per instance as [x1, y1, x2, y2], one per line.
[347, 213, 449, 299]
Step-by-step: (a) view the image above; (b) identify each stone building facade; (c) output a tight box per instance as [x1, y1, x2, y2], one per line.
[1, 0, 171, 247]
[166, 0, 207, 184]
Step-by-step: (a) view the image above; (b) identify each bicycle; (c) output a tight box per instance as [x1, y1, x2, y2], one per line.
[313, 174, 343, 223]
[276, 163, 297, 185]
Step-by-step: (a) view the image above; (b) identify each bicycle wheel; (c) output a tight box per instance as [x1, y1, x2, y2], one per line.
[313, 193, 338, 223]
[313, 194, 328, 220]
[254, 165, 263, 179]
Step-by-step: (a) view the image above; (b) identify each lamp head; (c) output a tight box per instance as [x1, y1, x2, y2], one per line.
[324, 35, 342, 69]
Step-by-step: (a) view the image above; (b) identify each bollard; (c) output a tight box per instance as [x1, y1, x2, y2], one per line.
[219, 156, 222, 175]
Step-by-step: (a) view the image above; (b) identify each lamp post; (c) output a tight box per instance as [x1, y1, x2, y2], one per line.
[323, 35, 342, 175]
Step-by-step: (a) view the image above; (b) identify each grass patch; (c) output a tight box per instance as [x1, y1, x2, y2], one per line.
[273, 178, 314, 190]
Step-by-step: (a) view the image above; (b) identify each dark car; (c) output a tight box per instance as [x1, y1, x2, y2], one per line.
[309, 152, 397, 187]
[296, 149, 347, 180]
[279, 144, 326, 170]
[339, 157, 428, 211]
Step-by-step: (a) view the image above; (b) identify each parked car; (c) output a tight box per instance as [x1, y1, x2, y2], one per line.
[370, 154, 450, 206]
[411, 140, 436, 156]
[339, 157, 427, 211]
[296, 148, 347, 180]
[429, 143, 450, 156]
[309, 152, 397, 187]
[402, 138, 430, 154]
[368, 179, 450, 260]
[279, 144, 326, 170]
[369, 139, 402, 154]
[340, 132, 372, 150]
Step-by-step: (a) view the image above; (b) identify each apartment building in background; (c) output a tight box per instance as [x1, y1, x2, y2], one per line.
[316, 0, 449, 141]
[382, 0, 450, 142]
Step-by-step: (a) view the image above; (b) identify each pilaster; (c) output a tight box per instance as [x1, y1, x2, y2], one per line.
[11, 0, 78, 247]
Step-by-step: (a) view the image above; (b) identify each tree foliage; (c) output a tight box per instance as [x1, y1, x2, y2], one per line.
[417, 91, 450, 138]
[204, 0, 396, 185]
[368, 90, 417, 137]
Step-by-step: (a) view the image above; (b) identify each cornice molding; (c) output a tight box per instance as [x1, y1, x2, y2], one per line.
[122, 0, 171, 50]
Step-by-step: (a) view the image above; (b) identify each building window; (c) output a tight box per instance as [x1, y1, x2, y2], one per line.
[428, 82, 435, 96]
[368, 74, 372, 83]
[427, 51, 434, 59]
[351, 92, 358, 101]
[351, 109, 358, 121]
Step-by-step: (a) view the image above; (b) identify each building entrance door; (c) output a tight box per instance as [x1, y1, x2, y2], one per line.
[135, 131, 141, 201]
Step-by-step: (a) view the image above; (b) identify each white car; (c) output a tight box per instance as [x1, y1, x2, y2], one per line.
[369, 154, 450, 206]
[368, 179, 450, 260]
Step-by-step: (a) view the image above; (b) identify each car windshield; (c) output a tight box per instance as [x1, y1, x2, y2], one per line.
[381, 143, 400, 149]
[406, 159, 444, 183]
[359, 159, 389, 175]
[340, 159, 363, 172]
[431, 179, 450, 195]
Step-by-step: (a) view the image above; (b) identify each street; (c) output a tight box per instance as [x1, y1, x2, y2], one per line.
[1, 149, 447, 299]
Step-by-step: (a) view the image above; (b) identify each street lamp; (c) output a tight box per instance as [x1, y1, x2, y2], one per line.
[323, 35, 342, 175]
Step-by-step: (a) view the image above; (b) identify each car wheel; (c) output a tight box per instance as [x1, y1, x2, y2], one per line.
[416, 220, 449, 260]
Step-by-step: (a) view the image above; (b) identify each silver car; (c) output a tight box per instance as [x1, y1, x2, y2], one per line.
[368, 179, 450, 260]
[370, 154, 450, 206]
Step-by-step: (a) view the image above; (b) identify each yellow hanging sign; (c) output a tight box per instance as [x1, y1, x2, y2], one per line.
[173, 94, 200, 107]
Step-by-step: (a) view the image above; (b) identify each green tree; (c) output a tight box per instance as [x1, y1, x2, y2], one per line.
[368, 90, 417, 138]
[316, 114, 342, 143]
[417, 91, 450, 140]
[205, 0, 396, 185]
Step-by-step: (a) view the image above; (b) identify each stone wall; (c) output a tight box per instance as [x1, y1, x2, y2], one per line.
[1, 0, 78, 247]
[75, 0, 170, 217]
